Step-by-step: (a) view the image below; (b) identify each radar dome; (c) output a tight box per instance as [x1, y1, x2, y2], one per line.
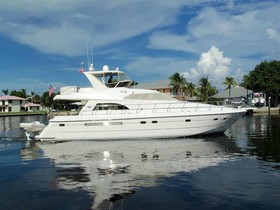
[103, 65, 109, 71]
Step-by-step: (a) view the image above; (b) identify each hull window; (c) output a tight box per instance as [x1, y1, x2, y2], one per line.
[85, 122, 103, 126]
[185, 119, 191, 122]
[59, 124, 65, 126]
[152, 121, 158, 124]
[213, 118, 218, 121]
[84, 122, 123, 126]
[140, 121, 146, 124]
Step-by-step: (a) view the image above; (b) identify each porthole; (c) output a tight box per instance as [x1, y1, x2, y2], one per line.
[140, 121, 146, 124]
[59, 124, 65, 126]
[223, 118, 227, 120]
[213, 118, 218, 121]
[152, 121, 158, 124]
[185, 119, 191, 122]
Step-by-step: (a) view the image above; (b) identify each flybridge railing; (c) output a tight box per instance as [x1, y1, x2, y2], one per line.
[79, 102, 238, 116]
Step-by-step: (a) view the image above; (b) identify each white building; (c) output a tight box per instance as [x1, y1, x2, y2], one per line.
[24, 102, 42, 112]
[0, 96, 41, 113]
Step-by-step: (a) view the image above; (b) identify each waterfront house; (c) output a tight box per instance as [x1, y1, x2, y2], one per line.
[23, 102, 42, 112]
[0, 96, 42, 113]
[133, 80, 187, 100]
[0, 96, 26, 113]
[212, 86, 253, 106]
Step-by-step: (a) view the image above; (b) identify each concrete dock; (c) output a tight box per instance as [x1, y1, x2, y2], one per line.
[252, 107, 280, 115]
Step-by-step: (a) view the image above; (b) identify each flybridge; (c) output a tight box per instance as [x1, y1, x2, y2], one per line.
[82, 64, 132, 89]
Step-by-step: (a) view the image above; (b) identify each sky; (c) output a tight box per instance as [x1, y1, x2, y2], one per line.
[0, 0, 279, 95]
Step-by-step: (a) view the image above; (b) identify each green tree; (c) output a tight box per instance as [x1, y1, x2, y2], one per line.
[185, 82, 197, 97]
[242, 60, 280, 106]
[198, 77, 217, 102]
[30, 91, 35, 103]
[2, 89, 9, 95]
[10, 89, 27, 98]
[169, 73, 187, 96]
[198, 77, 210, 102]
[33, 94, 41, 104]
[41, 91, 64, 110]
[41, 91, 53, 108]
[223, 76, 237, 100]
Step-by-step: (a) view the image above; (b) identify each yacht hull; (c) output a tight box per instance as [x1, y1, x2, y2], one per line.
[35, 111, 244, 141]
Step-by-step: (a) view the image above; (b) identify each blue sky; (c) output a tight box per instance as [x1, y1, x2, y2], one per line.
[0, 0, 279, 95]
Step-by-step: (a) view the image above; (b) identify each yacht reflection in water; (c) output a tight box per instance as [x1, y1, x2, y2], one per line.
[20, 141, 42, 160]
[35, 137, 243, 210]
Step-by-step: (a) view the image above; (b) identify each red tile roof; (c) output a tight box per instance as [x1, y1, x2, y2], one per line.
[0, 95, 26, 100]
[24, 102, 41, 107]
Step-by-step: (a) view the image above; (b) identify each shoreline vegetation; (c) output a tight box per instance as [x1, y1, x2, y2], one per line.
[0, 110, 47, 117]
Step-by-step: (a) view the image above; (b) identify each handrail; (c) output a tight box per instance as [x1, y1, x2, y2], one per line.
[79, 102, 237, 116]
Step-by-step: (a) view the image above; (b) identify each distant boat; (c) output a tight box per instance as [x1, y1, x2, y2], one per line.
[19, 121, 46, 140]
[20, 121, 46, 133]
[21, 64, 245, 142]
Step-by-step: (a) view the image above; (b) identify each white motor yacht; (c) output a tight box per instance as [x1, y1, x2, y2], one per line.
[24, 64, 245, 141]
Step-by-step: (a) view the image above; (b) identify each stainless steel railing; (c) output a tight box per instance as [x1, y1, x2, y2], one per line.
[79, 102, 234, 116]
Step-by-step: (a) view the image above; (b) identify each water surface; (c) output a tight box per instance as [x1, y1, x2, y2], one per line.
[0, 115, 280, 210]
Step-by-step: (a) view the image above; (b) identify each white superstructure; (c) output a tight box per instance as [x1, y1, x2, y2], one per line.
[32, 65, 245, 141]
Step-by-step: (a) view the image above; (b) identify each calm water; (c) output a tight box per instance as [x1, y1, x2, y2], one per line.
[0, 115, 280, 210]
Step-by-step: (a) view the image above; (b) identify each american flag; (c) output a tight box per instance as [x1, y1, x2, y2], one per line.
[49, 84, 56, 96]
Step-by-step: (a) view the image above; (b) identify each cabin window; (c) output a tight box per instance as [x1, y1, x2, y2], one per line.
[59, 124, 65, 126]
[93, 103, 129, 111]
[152, 120, 158, 124]
[185, 119, 191, 122]
[140, 121, 146, 124]
[213, 118, 218, 121]
[223, 118, 227, 120]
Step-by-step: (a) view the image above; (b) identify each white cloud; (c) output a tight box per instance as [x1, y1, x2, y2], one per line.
[148, 2, 280, 58]
[0, 0, 210, 56]
[125, 56, 196, 82]
[183, 46, 231, 89]
[126, 46, 233, 89]
[148, 31, 197, 53]
[0, 0, 279, 93]
[267, 28, 280, 43]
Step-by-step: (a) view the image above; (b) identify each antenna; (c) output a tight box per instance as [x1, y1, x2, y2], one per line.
[86, 41, 90, 69]
[90, 45, 94, 65]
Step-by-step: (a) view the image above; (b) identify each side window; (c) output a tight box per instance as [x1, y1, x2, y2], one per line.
[93, 103, 129, 111]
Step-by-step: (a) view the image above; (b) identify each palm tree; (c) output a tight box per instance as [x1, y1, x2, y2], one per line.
[31, 91, 36, 103]
[169, 73, 187, 96]
[185, 82, 197, 97]
[21, 88, 27, 98]
[223, 76, 237, 100]
[2, 89, 9, 95]
[199, 77, 211, 102]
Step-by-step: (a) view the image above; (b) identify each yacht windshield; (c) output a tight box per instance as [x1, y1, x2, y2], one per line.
[94, 72, 132, 88]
